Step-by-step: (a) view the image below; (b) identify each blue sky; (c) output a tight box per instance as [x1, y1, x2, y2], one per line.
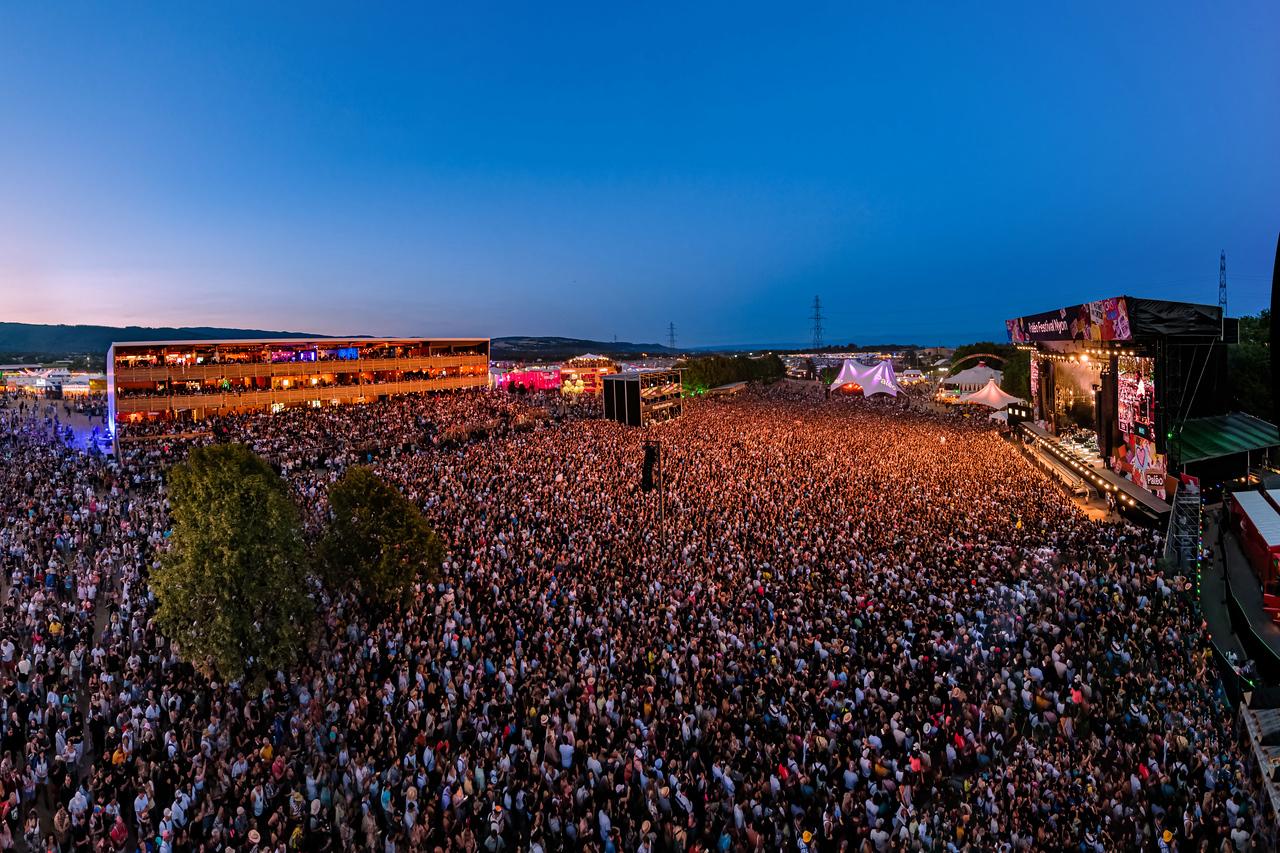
[2, 3, 1277, 346]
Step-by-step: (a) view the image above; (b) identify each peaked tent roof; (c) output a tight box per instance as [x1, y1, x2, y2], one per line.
[958, 378, 1022, 409]
[863, 361, 901, 396]
[830, 359, 877, 390]
[830, 359, 900, 396]
[943, 363, 1002, 389]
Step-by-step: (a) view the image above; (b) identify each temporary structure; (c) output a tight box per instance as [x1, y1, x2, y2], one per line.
[830, 359, 875, 390]
[942, 362, 1002, 392]
[870, 361, 902, 396]
[958, 378, 1022, 409]
[830, 359, 901, 396]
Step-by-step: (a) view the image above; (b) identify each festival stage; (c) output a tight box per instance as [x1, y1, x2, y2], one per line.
[1018, 420, 1171, 524]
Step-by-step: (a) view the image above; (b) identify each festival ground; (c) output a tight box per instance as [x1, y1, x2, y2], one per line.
[0, 385, 1271, 851]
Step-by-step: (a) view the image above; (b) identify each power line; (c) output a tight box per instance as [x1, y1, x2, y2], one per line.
[810, 295, 824, 350]
[667, 321, 676, 351]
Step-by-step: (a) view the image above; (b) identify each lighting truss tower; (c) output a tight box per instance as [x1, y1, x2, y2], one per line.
[810, 295, 824, 350]
[1219, 250, 1228, 316]
[668, 321, 676, 351]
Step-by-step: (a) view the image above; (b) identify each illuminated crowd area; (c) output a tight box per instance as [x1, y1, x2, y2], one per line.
[0, 381, 1269, 850]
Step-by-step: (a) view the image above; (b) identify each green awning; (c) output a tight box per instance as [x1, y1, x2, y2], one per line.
[1171, 412, 1280, 464]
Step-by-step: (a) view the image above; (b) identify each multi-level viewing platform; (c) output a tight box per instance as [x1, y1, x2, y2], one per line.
[107, 337, 489, 426]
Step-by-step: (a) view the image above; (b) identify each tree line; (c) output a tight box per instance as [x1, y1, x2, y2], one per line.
[1229, 309, 1270, 421]
[677, 353, 785, 393]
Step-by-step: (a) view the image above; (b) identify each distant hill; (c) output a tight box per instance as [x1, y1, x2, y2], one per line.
[0, 324, 679, 362]
[0, 322, 324, 356]
[492, 336, 674, 360]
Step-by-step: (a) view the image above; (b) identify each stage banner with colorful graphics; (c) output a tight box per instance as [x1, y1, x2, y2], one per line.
[1007, 297, 1132, 343]
[1112, 433, 1167, 500]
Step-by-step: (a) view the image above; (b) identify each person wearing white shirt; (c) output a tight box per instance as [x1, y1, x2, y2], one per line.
[1230, 818, 1251, 851]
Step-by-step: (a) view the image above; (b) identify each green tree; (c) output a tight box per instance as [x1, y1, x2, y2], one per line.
[999, 349, 1031, 400]
[1239, 309, 1270, 346]
[1229, 309, 1270, 419]
[318, 466, 444, 606]
[947, 342, 1011, 376]
[679, 353, 785, 393]
[152, 444, 314, 681]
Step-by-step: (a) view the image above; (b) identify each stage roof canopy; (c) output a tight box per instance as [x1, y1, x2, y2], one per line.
[1171, 413, 1280, 464]
[1006, 295, 1225, 344]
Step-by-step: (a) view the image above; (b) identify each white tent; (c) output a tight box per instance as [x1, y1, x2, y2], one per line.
[830, 359, 900, 396]
[958, 378, 1022, 409]
[830, 359, 874, 390]
[942, 362, 1002, 391]
[870, 361, 902, 396]
[988, 410, 1009, 423]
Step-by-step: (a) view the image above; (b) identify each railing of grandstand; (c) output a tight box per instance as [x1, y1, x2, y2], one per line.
[114, 376, 484, 413]
[113, 354, 485, 383]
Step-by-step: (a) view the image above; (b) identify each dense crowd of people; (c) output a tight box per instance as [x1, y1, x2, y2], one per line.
[0, 384, 1271, 852]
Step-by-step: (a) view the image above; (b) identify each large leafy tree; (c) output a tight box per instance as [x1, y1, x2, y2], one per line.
[1229, 309, 1271, 420]
[152, 443, 314, 681]
[999, 349, 1031, 401]
[318, 466, 443, 606]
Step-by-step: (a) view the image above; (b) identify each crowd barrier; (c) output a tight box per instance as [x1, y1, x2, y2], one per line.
[1225, 585, 1280, 685]
[1210, 639, 1253, 708]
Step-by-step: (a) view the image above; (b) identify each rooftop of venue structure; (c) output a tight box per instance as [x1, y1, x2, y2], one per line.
[109, 336, 489, 349]
[1170, 412, 1280, 464]
[605, 368, 683, 378]
[1006, 295, 1226, 344]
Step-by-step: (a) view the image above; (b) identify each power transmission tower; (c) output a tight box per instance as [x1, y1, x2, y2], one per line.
[667, 322, 676, 350]
[1219, 250, 1228, 315]
[810, 296, 824, 350]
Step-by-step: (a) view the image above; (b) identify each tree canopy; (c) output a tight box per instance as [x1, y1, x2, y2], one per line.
[151, 443, 314, 681]
[318, 466, 444, 606]
[1229, 309, 1271, 421]
[679, 353, 785, 393]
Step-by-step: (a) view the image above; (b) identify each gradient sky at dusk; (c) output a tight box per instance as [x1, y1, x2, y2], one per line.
[2, 3, 1277, 346]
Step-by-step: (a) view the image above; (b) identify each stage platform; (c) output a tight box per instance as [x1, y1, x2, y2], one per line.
[1018, 421, 1171, 524]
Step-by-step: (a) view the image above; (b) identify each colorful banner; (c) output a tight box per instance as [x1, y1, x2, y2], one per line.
[1028, 351, 1040, 419]
[1112, 433, 1167, 500]
[1113, 355, 1164, 498]
[1007, 297, 1132, 343]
